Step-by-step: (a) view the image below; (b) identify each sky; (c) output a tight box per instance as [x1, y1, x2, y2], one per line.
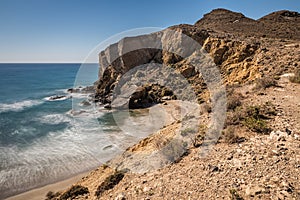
[0, 0, 299, 63]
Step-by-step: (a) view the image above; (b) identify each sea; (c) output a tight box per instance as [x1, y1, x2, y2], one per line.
[0, 63, 128, 198]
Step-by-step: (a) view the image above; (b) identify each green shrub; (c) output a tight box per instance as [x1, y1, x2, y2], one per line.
[243, 117, 270, 134]
[226, 104, 274, 134]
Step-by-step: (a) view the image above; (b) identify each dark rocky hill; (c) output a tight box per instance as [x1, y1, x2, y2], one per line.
[194, 8, 300, 40]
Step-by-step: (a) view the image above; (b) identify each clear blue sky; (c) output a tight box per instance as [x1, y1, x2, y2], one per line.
[0, 0, 299, 63]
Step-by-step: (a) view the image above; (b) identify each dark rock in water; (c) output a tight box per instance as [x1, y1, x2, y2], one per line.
[103, 145, 113, 150]
[81, 86, 95, 93]
[67, 86, 95, 94]
[104, 104, 112, 109]
[162, 96, 172, 101]
[81, 100, 91, 106]
[67, 88, 80, 93]
[49, 95, 68, 101]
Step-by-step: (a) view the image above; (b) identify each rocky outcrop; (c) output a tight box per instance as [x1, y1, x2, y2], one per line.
[95, 9, 300, 109]
[195, 8, 300, 40]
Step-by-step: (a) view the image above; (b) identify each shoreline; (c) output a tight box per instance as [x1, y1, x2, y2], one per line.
[5, 171, 89, 200]
[5, 101, 193, 200]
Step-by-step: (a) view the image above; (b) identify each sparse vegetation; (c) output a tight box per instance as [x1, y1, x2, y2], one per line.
[59, 185, 89, 200]
[243, 116, 269, 134]
[254, 76, 277, 90]
[45, 191, 60, 200]
[223, 126, 244, 144]
[225, 85, 243, 111]
[181, 127, 195, 136]
[227, 93, 243, 110]
[160, 138, 190, 163]
[289, 69, 300, 83]
[229, 188, 244, 200]
[95, 170, 125, 197]
[226, 103, 276, 134]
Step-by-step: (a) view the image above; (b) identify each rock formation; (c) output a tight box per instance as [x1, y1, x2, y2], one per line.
[94, 8, 300, 109]
[50, 9, 300, 200]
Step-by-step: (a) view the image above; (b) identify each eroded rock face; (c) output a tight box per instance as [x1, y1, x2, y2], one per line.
[95, 28, 210, 108]
[95, 9, 300, 109]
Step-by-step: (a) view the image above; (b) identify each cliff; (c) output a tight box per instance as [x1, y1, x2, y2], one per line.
[95, 9, 300, 109]
[49, 9, 300, 200]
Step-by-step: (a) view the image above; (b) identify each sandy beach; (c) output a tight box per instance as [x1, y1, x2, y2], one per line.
[5, 172, 88, 200]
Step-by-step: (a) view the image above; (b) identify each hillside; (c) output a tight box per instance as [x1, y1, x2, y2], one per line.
[49, 9, 300, 200]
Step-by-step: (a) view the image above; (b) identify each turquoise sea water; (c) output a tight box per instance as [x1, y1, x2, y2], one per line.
[0, 63, 122, 198]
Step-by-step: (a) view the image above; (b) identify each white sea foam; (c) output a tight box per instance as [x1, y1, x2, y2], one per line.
[0, 121, 122, 198]
[0, 100, 42, 113]
[44, 95, 71, 101]
[39, 114, 71, 125]
[70, 93, 89, 99]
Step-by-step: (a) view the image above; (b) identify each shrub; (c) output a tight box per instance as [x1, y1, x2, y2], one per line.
[289, 69, 300, 83]
[226, 104, 274, 134]
[45, 191, 60, 200]
[223, 126, 242, 144]
[227, 93, 242, 110]
[254, 76, 277, 90]
[229, 188, 244, 200]
[225, 107, 245, 126]
[95, 170, 125, 197]
[60, 185, 89, 200]
[243, 117, 270, 134]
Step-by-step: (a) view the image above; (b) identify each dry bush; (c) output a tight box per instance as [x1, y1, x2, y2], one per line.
[225, 107, 245, 126]
[229, 188, 244, 200]
[289, 69, 300, 83]
[254, 76, 277, 90]
[223, 126, 242, 144]
[225, 103, 276, 134]
[45, 191, 60, 200]
[227, 93, 242, 110]
[226, 85, 243, 111]
[60, 185, 89, 200]
[95, 170, 125, 197]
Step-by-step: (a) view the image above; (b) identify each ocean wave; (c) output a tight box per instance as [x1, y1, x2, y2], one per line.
[0, 100, 43, 113]
[39, 114, 71, 125]
[70, 93, 90, 99]
[0, 124, 121, 198]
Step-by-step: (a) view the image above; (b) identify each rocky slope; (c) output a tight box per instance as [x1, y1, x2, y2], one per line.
[49, 9, 300, 200]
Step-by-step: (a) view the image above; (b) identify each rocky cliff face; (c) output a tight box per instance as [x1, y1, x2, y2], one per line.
[50, 9, 300, 200]
[95, 9, 300, 109]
